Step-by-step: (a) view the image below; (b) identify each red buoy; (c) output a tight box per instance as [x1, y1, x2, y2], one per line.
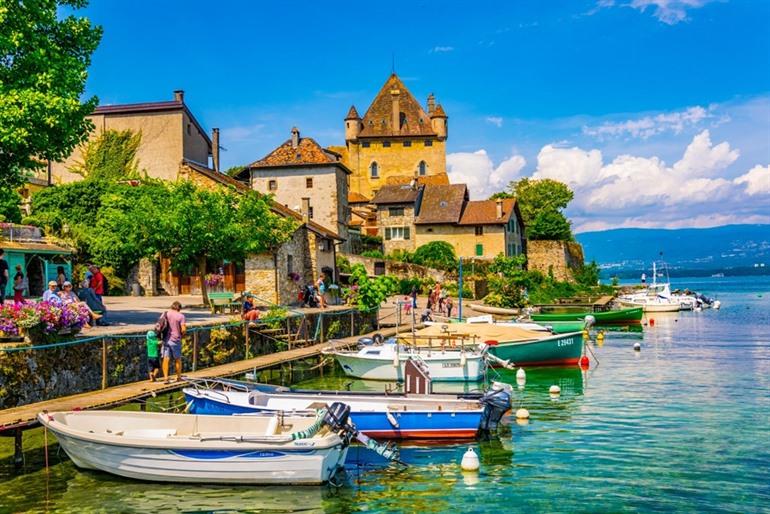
[649, 318, 655, 326]
[579, 356, 590, 369]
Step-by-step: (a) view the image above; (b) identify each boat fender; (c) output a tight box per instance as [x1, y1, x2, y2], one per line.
[386, 410, 400, 428]
[516, 367, 526, 386]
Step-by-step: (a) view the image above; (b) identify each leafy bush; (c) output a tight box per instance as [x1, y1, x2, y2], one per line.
[573, 261, 600, 287]
[413, 241, 457, 270]
[442, 281, 473, 299]
[396, 276, 435, 295]
[361, 250, 384, 259]
[528, 210, 572, 241]
[336, 254, 351, 274]
[387, 249, 415, 263]
[0, 188, 22, 223]
[346, 264, 396, 312]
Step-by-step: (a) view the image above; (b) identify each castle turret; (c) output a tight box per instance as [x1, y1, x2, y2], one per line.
[345, 105, 361, 141]
[431, 103, 447, 139]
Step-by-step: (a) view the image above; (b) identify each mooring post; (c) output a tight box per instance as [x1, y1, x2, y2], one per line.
[319, 314, 324, 344]
[243, 322, 250, 359]
[101, 338, 108, 390]
[192, 331, 199, 372]
[350, 310, 354, 337]
[14, 429, 23, 469]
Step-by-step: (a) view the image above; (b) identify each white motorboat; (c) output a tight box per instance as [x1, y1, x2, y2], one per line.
[618, 262, 681, 312]
[323, 340, 487, 382]
[38, 409, 349, 485]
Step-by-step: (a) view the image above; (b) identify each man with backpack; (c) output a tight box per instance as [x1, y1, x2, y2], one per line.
[156, 301, 186, 384]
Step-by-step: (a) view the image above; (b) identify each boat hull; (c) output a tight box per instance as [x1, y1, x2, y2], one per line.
[488, 332, 584, 366]
[331, 352, 485, 382]
[184, 393, 483, 440]
[531, 307, 644, 324]
[616, 299, 679, 312]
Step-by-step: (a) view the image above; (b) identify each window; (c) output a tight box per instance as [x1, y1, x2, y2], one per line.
[362, 141, 371, 148]
[306, 178, 313, 188]
[384, 226, 410, 240]
[388, 207, 404, 217]
[424, 140, 433, 147]
[403, 140, 412, 147]
[268, 180, 277, 191]
[370, 162, 379, 178]
[475, 226, 484, 236]
[383, 141, 391, 148]
[418, 161, 427, 176]
[309, 206, 314, 219]
[475, 244, 484, 256]
[287, 255, 293, 274]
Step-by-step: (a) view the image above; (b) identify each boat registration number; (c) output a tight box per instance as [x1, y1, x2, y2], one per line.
[557, 339, 574, 347]
[442, 363, 461, 368]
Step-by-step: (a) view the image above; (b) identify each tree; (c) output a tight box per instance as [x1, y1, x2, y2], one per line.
[347, 264, 396, 312]
[512, 178, 574, 226]
[224, 165, 247, 178]
[484, 254, 532, 308]
[0, 0, 102, 188]
[489, 191, 514, 200]
[69, 129, 142, 181]
[0, 187, 21, 223]
[413, 241, 457, 270]
[527, 210, 572, 241]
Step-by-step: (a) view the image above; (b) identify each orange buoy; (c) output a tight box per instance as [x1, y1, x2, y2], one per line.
[649, 318, 655, 326]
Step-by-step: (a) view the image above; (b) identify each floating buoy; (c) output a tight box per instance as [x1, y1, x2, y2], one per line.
[515, 408, 530, 419]
[461, 447, 480, 471]
[582, 329, 589, 339]
[549, 385, 561, 395]
[597, 331, 605, 340]
[634, 342, 641, 351]
[579, 356, 590, 369]
[649, 319, 655, 327]
[516, 367, 526, 385]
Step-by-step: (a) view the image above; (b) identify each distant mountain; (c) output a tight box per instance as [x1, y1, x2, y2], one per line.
[576, 224, 770, 277]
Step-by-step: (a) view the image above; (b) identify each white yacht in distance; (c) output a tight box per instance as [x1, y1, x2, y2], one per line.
[617, 262, 682, 312]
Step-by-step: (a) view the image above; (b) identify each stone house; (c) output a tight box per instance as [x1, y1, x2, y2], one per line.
[413, 184, 526, 260]
[370, 183, 424, 254]
[236, 127, 351, 252]
[328, 73, 449, 200]
[49, 90, 225, 187]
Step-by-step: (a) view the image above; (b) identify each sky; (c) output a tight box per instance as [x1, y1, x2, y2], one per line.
[73, 0, 770, 232]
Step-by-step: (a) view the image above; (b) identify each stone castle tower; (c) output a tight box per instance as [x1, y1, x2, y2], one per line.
[330, 73, 449, 199]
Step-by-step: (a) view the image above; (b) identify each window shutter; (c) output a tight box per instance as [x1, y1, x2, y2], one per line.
[404, 227, 410, 240]
[385, 228, 391, 240]
[476, 244, 483, 256]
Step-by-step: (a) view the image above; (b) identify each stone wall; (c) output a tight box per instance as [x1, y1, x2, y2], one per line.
[344, 254, 446, 282]
[377, 204, 416, 254]
[526, 240, 585, 282]
[126, 258, 158, 296]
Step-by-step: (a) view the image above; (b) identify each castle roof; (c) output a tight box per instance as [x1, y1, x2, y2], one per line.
[345, 105, 360, 119]
[359, 74, 437, 138]
[431, 104, 447, 118]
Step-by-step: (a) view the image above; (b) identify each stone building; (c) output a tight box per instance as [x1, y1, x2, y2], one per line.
[49, 90, 224, 186]
[370, 183, 424, 254]
[329, 73, 449, 200]
[237, 127, 351, 252]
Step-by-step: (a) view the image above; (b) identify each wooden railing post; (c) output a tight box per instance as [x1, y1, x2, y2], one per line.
[350, 310, 354, 337]
[319, 314, 324, 344]
[243, 322, 250, 359]
[192, 331, 199, 372]
[101, 338, 108, 390]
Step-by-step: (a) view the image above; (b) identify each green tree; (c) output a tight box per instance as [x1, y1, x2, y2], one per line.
[413, 241, 457, 270]
[527, 210, 572, 241]
[0, 187, 22, 223]
[224, 165, 247, 178]
[573, 260, 601, 287]
[69, 129, 143, 181]
[484, 254, 532, 308]
[489, 191, 514, 200]
[347, 264, 396, 312]
[0, 0, 102, 188]
[512, 178, 574, 226]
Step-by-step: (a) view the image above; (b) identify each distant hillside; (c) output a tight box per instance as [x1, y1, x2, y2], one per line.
[576, 224, 770, 276]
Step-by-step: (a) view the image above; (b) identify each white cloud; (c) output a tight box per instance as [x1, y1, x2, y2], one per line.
[485, 116, 503, 128]
[629, 0, 713, 24]
[734, 165, 770, 196]
[430, 46, 454, 53]
[583, 105, 717, 140]
[672, 130, 739, 177]
[447, 150, 526, 199]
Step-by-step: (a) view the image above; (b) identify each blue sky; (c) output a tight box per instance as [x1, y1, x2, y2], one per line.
[75, 0, 770, 231]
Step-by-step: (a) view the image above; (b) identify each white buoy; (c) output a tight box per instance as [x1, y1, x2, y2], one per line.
[516, 367, 526, 386]
[633, 342, 641, 351]
[461, 447, 480, 471]
[549, 385, 561, 395]
[515, 408, 530, 419]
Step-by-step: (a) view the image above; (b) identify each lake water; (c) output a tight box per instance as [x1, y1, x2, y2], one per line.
[1, 276, 769, 513]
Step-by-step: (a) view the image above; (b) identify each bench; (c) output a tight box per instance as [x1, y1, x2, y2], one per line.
[208, 292, 240, 314]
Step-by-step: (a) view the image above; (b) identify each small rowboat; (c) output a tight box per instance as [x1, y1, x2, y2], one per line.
[38, 409, 349, 485]
[531, 307, 644, 324]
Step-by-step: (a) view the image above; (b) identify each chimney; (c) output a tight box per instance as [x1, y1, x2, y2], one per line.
[173, 90, 185, 103]
[291, 126, 300, 148]
[212, 128, 220, 172]
[427, 93, 435, 114]
[390, 89, 400, 133]
[495, 199, 503, 219]
[301, 198, 311, 223]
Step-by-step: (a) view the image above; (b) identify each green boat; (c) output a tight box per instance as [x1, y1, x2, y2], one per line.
[487, 331, 585, 366]
[534, 320, 586, 334]
[531, 307, 643, 324]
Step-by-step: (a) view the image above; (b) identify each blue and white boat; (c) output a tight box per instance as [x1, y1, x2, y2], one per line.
[183, 380, 512, 440]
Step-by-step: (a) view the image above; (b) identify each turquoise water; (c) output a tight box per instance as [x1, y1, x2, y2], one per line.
[1, 276, 769, 513]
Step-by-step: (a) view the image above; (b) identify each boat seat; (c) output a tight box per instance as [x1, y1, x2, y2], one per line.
[119, 428, 177, 438]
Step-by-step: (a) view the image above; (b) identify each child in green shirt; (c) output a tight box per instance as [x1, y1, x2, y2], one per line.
[146, 330, 160, 382]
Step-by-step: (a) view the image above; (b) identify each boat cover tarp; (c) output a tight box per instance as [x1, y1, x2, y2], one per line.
[410, 323, 545, 344]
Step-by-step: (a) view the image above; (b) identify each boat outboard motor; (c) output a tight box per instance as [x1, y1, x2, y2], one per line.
[324, 402, 405, 466]
[478, 382, 513, 432]
[583, 315, 596, 330]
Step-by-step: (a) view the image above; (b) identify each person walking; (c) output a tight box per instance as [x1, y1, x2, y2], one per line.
[145, 330, 161, 382]
[12, 264, 25, 304]
[159, 301, 186, 384]
[0, 249, 8, 305]
[445, 296, 454, 319]
[410, 286, 418, 310]
[316, 272, 327, 309]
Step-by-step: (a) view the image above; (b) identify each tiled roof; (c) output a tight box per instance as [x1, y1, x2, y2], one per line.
[359, 74, 437, 138]
[181, 159, 249, 191]
[345, 105, 361, 119]
[458, 198, 516, 225]
[371, 184, 422, 205]
[386, 174, 450, 186]
[348, 191, 370, 204]
[431, 104, 447, 118]
[269, 202, 343, 241]
[414, 184, 468, 225]
[249, 136, 351, 173]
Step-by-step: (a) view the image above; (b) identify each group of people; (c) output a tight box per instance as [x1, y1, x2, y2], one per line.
[40, 266, 106, 328]
[403, 283, 454, 321]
